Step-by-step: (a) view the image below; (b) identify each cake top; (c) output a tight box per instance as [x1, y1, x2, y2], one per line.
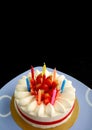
[14, 63, 76, 117]
[24, 63, 67, 105]
[28, 63, 65, 105]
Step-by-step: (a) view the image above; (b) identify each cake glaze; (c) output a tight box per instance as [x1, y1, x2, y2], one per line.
[14, 68, 76, 129]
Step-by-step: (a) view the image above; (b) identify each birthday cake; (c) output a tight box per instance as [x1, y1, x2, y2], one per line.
[14, 64, 76, 129]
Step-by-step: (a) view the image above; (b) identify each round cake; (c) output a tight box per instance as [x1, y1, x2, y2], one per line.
[14, 64, 76, 129]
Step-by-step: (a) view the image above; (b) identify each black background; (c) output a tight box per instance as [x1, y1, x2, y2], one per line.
[0, 55, 92, 90]
[0, 5, 92, 90]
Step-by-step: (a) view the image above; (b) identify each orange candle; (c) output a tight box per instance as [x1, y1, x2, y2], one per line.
[53, 67, 56, 81]
[38, 89, 41, 105]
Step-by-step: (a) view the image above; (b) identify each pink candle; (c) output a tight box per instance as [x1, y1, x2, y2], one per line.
[51, 88, 56, 105]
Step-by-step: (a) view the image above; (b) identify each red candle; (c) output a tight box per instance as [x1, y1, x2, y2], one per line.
[31, 65, 34, 80]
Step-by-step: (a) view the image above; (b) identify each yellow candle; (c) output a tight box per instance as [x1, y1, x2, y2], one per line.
[42, 63, 46, 75]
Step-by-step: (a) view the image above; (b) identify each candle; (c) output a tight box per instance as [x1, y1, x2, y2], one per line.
[31, 65, 34, 80]
[51, 88, 56, 105]
[38, 89, 41, 105]
[53, 67, 56, 81]
[61, 79, 66, 92]
[26, 77, 30, 92]
[42, 63, 46, 76]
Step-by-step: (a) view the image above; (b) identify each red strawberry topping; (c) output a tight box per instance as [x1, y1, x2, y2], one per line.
[30, 70, 59, 105]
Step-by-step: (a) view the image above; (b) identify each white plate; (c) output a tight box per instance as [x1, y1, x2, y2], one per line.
[0, 67, 92, 130]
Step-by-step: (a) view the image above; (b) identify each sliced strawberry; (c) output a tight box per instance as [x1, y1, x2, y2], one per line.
[43, 74, 46, 83]
[46, 75, 52, 80]
[49, 89, 54, 96]
[40, 89, 45, 100]
[36, 73, 42, 78]
[44, 78, 52, 87]
[52, 80, 58, 89]
[35, 83, 42, 91]
[44, 93, 51, 99]
[31, 89, 37, 95]
[30, 78, 35, 86]
[42, 84, 49, 92]
[36, 73, 43, 84]
[44, 97, 51, 105]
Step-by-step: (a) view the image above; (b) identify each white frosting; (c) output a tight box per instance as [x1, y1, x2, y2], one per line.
[45, 103, 56, 117]
[14, 69, 76, 128]
[54, 101, 66, 113]
[27, 100, 37, 113]
[36, 103, 45, 117]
